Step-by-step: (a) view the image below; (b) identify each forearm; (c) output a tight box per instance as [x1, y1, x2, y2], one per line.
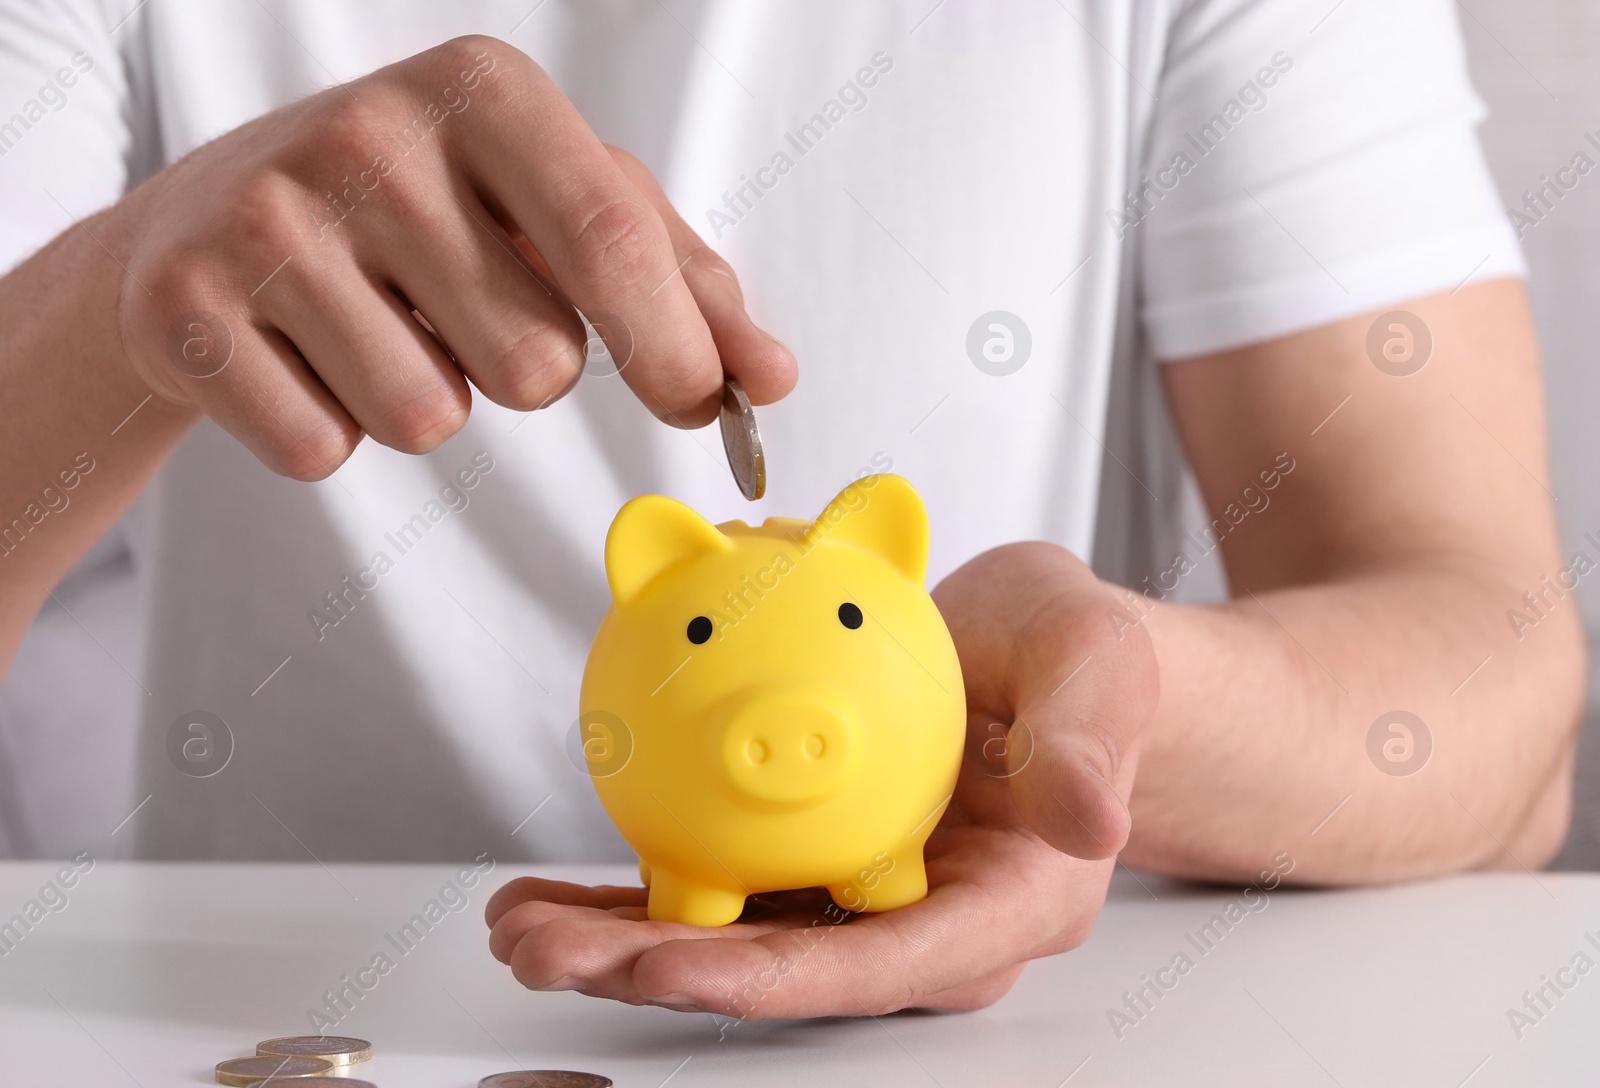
[0, 202, 196, 672]
[1125, 562, 1585, 883]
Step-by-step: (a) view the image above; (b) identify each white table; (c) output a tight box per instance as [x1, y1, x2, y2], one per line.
[0, 861, 1595, 1086]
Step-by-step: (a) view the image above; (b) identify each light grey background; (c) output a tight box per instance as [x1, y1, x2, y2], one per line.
[1461, 2, 1600, 868]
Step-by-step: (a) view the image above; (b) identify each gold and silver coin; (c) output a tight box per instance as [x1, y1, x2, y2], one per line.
[256, 1036, 373, 1065]
[214, 1055, 333, 1084]
[479, 1072, 614, 1088]
[718, 377, 766, 500]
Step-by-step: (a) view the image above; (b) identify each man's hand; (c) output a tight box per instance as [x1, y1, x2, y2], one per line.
[0, 32, 797, 676]
[484, 542, 1158, 1018]
[111, 35, 796, 480]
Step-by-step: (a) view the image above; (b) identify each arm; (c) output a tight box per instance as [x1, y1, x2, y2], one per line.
[1129, 277, 1584, 882]
[479, 280, 1576, 1018]
[0, 35, 795, 680]
[0, 216, 194, 671]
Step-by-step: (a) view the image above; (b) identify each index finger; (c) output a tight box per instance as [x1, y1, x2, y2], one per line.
[434, 38, 723, 424]
[606, 145, 798, 408]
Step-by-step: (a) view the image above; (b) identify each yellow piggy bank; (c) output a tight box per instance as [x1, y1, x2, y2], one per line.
[578, 473, 966, 926]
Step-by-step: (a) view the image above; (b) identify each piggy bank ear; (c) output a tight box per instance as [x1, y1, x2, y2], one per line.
[605, 494, 732, 606]
[811, 474, 929, 584]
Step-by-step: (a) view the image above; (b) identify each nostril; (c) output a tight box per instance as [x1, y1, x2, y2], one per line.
[804, 734, 826, 759]
[747, 739, 768, 764]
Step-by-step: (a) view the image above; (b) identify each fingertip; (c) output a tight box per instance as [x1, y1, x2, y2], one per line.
[647, 384, 722, 429]
[484, 894, 508, 929]
[673, 253, 796, 406]
[729, 329, 798, 406]
[631, 936, 745, 1010]
[507, 916, 593, 990]
[484, 876, 537, 927]
[1024, 775, 1130, 862]
[630, 940, 696, 1004]
[258, 420, 362, 483]
[695, 280, 797, 405]
[487, 922, 516, 965]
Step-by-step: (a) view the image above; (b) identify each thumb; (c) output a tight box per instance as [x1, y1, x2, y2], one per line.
[1005, 614, 1158, 861]
[1008, 704, 1137, 861]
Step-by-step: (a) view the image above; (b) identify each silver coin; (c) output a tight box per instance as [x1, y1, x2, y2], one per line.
[479, 1072, 613, 1088]
[718, 377, 765, 501]
[256, 1036, 372, 1064]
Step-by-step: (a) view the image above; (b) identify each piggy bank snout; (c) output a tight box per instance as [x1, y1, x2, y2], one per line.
[719, 690, 860, 806]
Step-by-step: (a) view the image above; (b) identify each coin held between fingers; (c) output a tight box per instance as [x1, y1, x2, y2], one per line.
[719, 377, 765, 501]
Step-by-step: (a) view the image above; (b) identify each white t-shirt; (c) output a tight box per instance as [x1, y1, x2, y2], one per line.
[0, 0, 1522, 861]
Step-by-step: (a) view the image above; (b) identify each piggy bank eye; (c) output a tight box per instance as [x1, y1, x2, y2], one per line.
[838, 602, 863, 629]
[686, 615, 713, 644]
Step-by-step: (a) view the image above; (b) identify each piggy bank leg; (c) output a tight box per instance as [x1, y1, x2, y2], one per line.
[647, 868, 748, 927]
[638, 857, 652, 886]
[828, 849, 928, 914]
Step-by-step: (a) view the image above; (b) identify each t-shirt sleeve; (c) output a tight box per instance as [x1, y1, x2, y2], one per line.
[1135, 0, 1523, 360]
[0, 0, 136, 275]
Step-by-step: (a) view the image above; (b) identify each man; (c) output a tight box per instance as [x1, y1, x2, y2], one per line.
[0, 0, 1582, 1018]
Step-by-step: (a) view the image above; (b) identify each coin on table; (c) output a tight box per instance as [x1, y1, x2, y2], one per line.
[268, 1081, 377, 1088]
[718, 377, 765, 501]
[479, 1072, 614, 1088]
[256, 1036, 373, 1065]
[214, 1055, 333, 1085]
